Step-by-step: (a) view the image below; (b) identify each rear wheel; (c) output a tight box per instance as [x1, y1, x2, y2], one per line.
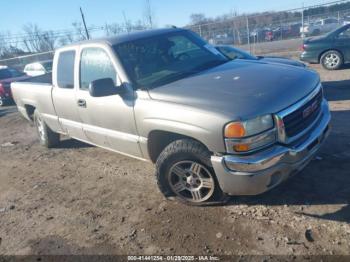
[321, 50, 343, 70]
[0, 97, 5, 107]
[155, 139, 226, 205]
[34, 110, 60, 148]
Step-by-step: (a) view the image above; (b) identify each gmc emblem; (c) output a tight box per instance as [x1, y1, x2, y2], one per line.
[303, 100, 318, 119]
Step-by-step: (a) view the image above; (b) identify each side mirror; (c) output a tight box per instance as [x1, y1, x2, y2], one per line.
[89, 78, 119, 97]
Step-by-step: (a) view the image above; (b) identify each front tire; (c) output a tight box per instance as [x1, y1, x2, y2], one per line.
[34, 110, 60, 148]
[155, 139, 226, 205]
[321, 50, 343, 70]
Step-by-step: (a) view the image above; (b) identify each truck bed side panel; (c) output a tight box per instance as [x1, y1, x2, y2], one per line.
[11, 82, 63, 133]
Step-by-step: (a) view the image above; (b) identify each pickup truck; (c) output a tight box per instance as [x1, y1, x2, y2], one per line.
[12, 28, 331, 205]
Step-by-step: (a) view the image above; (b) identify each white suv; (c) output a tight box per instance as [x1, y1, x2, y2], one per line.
[24, 61, 52, 76]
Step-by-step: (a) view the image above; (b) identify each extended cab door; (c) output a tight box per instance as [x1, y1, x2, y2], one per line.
[76, 44, 142, 158]
[52, 48, 86, 140]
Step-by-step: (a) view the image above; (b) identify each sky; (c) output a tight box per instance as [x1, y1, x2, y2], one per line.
[0, 0, 331, 35]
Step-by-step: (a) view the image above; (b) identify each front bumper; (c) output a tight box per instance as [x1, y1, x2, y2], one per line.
[211, 100, 331, 196]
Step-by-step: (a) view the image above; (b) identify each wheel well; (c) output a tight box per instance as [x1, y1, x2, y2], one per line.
[319, 49, 343, 63]
[147, 130, 208, 163]
[24, 105, 36, 121]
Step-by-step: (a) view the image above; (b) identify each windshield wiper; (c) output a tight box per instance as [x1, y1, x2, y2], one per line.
[193, 59, 228, 72]
[148, 70, 200, 89]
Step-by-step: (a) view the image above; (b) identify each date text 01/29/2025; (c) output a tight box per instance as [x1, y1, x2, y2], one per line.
[127, 255, 220, 261]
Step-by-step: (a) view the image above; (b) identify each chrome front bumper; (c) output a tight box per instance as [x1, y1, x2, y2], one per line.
[211, 100, 331, 196]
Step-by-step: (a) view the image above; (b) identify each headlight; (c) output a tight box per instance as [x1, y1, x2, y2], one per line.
[225, 115, 274, 138]
[224, 115, 276, 153]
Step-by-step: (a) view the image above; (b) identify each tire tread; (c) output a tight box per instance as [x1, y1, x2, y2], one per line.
[155, 138, 226, 205]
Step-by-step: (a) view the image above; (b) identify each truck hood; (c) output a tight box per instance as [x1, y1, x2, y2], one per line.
[148, 60, 320, 120]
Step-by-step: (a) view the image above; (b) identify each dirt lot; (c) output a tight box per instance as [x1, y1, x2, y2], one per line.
[0, 62, 350, 259]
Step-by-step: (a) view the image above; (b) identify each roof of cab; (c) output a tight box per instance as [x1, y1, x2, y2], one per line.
[58, 28, 186, 50]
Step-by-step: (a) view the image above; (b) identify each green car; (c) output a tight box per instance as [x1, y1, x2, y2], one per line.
[300, 24, 350, 70]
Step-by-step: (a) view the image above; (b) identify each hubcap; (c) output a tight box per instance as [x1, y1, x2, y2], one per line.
[324, 53, 340, 69]
[36, 116, 45, 141]
[168, 161, 215, 203]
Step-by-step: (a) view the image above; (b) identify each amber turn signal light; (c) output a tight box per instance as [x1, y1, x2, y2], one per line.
[233, 144, 250, 152]
[224, 122, 246, 138]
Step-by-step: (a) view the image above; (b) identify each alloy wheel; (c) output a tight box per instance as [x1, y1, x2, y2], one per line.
[324, 53, 340, 69]
[168, 160, 215, 203]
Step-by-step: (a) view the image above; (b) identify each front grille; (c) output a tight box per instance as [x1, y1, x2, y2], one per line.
[283, 88, 323, 137]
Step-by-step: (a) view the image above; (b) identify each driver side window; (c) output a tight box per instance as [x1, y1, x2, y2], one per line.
[80, 47, 117, 90]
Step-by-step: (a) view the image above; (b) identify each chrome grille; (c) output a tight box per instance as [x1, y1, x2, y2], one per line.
[283, 88, 323, 137]
[275, 84, 323, 144]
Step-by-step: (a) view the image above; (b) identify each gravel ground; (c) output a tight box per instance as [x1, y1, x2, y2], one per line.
[0, 63, 349, 259]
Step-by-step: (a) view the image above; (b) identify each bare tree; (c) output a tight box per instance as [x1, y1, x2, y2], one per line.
[105, 23, 124, 36]
[22, 24, 41, 52]
[22, 24, 57, 53]
[190, 13, 207, 25]
[61, 31, 74, 45]
[132, 20, 148, 31]
[0, 33, 7, 58]
[122, 11, 133, 33]
[143, 0, 155, 29]
[72, 22, 87, 41]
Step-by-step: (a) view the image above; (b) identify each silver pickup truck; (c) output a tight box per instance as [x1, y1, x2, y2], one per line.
[12, 28, 331, 205]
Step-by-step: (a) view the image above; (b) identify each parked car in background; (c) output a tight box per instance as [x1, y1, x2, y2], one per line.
[265, 30, 274, 41]
[300, 18, 340, 37]
[215, 45, 306, 67]
[300, 24, 350, 70]
[0, 66, 29, 106]
[11, 28, 330, 205]
[273, 23, 301, 39]
[209, 34, 234, 45]
[24, 60, 53, 76]
[250, 28, 272, 42]
[343, 16, 350, 25]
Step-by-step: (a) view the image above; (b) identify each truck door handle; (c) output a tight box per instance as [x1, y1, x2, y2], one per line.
[77, 99, 86, 108]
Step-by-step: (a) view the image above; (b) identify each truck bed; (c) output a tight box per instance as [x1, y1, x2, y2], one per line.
[11, 74, 56, 123]
[18, 73, 52, 84]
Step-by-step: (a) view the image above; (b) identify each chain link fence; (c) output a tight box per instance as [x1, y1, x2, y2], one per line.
[188, 2, 350, 53]
[0, 51, 53, 70]
[1, 1, 350, 68]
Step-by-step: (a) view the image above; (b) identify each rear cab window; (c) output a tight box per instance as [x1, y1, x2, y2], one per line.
[57, 50, 75, 89]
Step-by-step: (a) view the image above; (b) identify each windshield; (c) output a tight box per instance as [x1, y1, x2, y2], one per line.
[113, 30, 228, 89]
[325, 24, 350, 37]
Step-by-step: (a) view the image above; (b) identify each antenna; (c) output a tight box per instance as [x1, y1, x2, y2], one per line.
[80, 7, 90, 40]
